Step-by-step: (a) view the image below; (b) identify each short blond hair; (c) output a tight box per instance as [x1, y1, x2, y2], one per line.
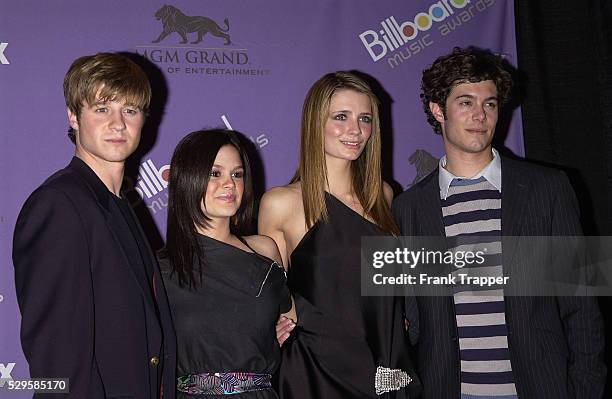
[63, 52, 151, 143]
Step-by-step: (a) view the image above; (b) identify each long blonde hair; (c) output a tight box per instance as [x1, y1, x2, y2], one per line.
[291, 71, 399, 235]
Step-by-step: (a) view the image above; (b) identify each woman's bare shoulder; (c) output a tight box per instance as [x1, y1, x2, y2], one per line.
[260, 183, 302, 214]
[244, 234, 282, 264]
[262, 183, 301, 201]
[382, 181, 394, 206]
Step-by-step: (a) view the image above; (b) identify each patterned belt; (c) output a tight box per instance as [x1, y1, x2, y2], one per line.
[177, 372, 272, 395]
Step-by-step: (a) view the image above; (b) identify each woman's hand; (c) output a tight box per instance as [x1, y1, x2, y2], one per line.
[276, 315, 296, 347]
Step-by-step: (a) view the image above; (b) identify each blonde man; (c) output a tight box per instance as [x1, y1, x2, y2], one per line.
[13, 53, 176, 399]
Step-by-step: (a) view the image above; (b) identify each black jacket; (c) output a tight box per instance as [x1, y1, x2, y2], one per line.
[13, 157, 176, 399]
[392, 156, 605, 399]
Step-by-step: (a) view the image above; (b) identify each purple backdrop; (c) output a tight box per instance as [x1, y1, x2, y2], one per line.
[0, 0, 520, 390]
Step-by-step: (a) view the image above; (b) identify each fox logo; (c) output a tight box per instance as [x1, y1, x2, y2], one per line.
[0, 363, 15, 387]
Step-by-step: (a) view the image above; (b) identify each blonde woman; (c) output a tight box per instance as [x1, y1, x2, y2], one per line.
[259, 72, 420, 398]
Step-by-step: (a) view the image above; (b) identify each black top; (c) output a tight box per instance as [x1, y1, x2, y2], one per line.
[278, 193, 421, 399]
[111, 194, 154, 285]
[160, 234, 291, 398]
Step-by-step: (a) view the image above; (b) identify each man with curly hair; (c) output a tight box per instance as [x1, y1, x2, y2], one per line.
[393, 47, 605, 398]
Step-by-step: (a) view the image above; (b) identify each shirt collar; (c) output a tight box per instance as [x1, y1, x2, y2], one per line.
[438, 148, 502, 200]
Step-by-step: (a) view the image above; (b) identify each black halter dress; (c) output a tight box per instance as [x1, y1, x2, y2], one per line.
[278, 193, 421, 398]
[161, 235, 291, 398]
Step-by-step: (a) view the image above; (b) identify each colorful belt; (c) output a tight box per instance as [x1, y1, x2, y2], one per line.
[177, 372, 272, 395]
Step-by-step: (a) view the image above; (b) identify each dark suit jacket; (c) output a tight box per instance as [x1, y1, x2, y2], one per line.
[392, 156, 606, 399]
[13, 157, 176, 399]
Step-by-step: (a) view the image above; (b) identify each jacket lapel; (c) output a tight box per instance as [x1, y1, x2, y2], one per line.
[68, 157, 157, 312]
[501, 157, 528, 270]
[105, 202, 157, 310]
[418, 170, 452, 297]
[418, 169, 446, 237]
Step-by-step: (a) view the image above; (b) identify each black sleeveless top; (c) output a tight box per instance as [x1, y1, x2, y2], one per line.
[160, 234, 291, 398]
[278, 193, 421, 398]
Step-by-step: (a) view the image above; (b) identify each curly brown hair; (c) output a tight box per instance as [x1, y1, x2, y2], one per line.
[421, 47, 512, 134]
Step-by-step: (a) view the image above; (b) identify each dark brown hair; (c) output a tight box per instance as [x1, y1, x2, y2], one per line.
[421, 47, 512, 134]
[162, 129, 254, 288]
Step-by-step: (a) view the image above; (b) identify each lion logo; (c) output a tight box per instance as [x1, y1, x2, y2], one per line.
[152, 5, 231, 45]
[408, 149, 438, 186]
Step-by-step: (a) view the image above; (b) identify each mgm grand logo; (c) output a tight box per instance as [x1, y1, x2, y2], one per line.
[152, 5, 231, 45]
[139, 5, 269, 76]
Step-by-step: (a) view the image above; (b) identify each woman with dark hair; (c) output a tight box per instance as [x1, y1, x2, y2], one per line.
[259, 72, 420, 398]
[159, 129, 291, 398]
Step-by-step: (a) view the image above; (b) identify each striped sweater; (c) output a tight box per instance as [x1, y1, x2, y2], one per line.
[442, 176, 518, 399]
